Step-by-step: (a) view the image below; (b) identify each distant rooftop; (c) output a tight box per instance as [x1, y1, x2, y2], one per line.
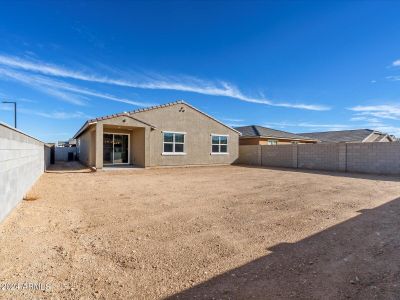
[234, 125, 318, 141]
[298, 129, 386, 143]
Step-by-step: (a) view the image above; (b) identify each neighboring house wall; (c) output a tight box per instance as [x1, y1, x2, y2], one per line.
[134, 103, 239, 167]
[364, 133, 382, 142]
[77, 128, 94, 166]
[237, 143, 400, 175]
[0, 123, 50, 223]
[55, 147, 77, 161]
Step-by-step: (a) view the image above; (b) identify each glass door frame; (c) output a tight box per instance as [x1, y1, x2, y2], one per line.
[103, 132, 130, 165]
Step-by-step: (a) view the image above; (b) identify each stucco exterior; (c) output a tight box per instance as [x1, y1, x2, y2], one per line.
[75, 101, 240, 169]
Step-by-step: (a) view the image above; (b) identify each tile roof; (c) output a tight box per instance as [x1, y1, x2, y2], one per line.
[298, 129, 376, 143]
[74, 100, 240, 138]
[87, 100, 185, 123]
[234, 125, 318, 141]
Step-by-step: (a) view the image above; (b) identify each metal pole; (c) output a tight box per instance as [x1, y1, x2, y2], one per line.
[1, 101, 17, 128]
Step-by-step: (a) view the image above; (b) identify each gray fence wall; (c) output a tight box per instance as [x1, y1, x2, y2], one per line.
[237, 142, 400, 175]
[0, 123, 50, 223]
[55, 147, 76, 161]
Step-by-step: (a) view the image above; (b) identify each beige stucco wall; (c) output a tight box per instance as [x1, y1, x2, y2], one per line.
[77, 103, 239, 168]
[133, 103, 239, 167]
[77, 126, 95, 166]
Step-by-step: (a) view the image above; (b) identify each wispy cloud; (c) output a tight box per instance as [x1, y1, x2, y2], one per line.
[392, 59, 400, 67]
[0, 67, 153, 107]
[387, 75, 400, 81]
[1, 103, 90, 120]
[0, 54, 330, 111]
[350, 116, 381, 123]
[20, 109, 92, 120]
[0, 68, 86, 106]
[348, 105, 400, 136]
[348, 104, 400, 120]
[262, 121, 352, 132]
[220, 117, 244, 123]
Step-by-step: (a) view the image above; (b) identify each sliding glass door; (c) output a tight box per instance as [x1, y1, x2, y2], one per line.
[103, 133, 129, 165]
[103, 134, 114, 164]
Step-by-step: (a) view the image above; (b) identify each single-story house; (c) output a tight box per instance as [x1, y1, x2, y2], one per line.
[234, 125, 318, 145]
[299, 129, 395, 143]
[73, 101, 240, 169]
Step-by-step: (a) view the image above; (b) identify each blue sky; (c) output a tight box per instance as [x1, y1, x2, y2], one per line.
[0, 1, 400, 142]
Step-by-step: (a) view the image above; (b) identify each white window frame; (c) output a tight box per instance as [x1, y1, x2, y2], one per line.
[162, 131, 186, 155]
[211, 134, 229, 155]
[267, 139, 278, 145]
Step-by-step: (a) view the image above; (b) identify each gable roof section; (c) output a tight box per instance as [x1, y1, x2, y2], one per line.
[73, 100, 240, 139]
[234, 125, 318, 141]
[73, 114, 156, 139]
[126, 100, 240, 134]
[298, 129, 377, 143]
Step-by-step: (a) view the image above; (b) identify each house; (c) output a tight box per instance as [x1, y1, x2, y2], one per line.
[73, 101, 240, 169]
[57, 138, 76, 147]
[299, 129, 395, 143]
[234, 125, 318, 145]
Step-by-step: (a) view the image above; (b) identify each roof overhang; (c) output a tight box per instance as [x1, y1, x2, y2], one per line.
[73, 114, 156, 139]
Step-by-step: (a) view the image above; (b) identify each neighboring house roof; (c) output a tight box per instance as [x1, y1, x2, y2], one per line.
[234, 125, 318, 141]
[298, 129, 393, 143]
[74, 100, 240, 139]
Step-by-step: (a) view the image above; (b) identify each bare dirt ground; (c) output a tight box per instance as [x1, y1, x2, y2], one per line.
[0, 164, 400, 299]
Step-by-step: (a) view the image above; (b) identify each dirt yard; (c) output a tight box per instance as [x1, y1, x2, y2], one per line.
[0, 164, 400, 299]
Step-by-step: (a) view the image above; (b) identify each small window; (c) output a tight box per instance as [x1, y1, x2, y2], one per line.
[163, 132, 185, 154]
[267, 139, 278, 145]
[211, 135, 228, 154]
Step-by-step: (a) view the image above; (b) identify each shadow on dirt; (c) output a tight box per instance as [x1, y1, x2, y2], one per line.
[46, 161, 94, 174]
[168, 197, 400, 299]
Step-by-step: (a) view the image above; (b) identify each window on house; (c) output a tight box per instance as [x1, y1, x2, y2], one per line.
[211, 135, 228, 154]
[163, 132, 185, 154]
[267, 139, 278, 145]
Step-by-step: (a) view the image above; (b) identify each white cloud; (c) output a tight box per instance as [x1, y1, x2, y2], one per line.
[0, 67, 153, 107]
[262, 121, 353, 132]
[20, 109, 92, 120]
[393, 59, 400, 67]
[220, 117, 244, 123]
[387, 75, 400, 81]
[349, 104, 400, 120]
[350, 116, 381, 123]
[0, 54, 330, 111]
[347, 105, 400, 137]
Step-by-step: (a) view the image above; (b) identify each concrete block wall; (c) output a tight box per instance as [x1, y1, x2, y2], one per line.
[346, 143, 400, 175]
[298, 143, 340, 171]
[261, 144, 294, 168]
[238, 142, 400, 175]
[237, 145, 261, 165]
[0, 123, 48, 223]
